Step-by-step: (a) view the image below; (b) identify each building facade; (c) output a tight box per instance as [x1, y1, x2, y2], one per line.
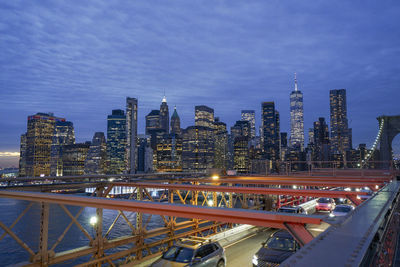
[261, 102, 280, 161]
[107, 109, 127, 174]
[182, 126, 215, 172]
[25, 113, 66, 177]
[170, 106, 181, 135]
[50, 121, 75, 176]
[62, 143, 90, 176]
[84, 132, 107, 174]
[195, 105, 215, 129]
[330, 89, 352, 156]
[289, 73, 305, 151]
[241, 110, 256, 138]
[159, 96, 169, 134]
[126, 97, 138, 174]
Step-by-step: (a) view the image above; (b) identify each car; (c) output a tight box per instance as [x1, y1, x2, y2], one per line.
[252, 230, 299, 267]
[277, 206, 307, 214]
[150, 236, 226, 267]
[316, 197, 336, 212]
[330, 204, 355, 217]
[359, 189, 373, 201]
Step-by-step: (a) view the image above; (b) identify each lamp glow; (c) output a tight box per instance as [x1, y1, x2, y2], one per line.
[90, 216, 98, 226]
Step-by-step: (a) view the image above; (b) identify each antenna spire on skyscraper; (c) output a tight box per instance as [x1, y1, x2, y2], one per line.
[162, 90, 167, 103]
[294, 72, 298, 91]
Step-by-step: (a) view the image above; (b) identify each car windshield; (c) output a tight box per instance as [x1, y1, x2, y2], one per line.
[334, 206, 352, 213]
[278, 208, 296, 213]
[162, 246, 194, 263]
[318, 198, 331, 203]
[265, 236, 295, 251]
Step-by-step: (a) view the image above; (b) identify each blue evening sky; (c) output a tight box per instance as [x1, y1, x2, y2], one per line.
[1, 1, 400, 167]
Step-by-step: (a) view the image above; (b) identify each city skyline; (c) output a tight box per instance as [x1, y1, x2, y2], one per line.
[1, 1, 400, 167]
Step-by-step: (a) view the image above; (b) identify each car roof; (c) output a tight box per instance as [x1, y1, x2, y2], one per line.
[175, 237, 216, 249]
[335, 204, 353, 208]
[271, 230, 294, 239]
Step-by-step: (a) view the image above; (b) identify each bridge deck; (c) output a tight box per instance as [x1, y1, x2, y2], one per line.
[282, 181, 400, 266]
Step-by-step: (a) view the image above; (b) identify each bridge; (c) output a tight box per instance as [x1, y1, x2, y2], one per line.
[0, 169, 398, 267]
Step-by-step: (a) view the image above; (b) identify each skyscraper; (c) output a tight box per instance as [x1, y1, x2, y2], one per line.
[18, 133, 27, 177]
[145, 110, 161, 135]
[234, 136, 249, 173]
[313, 117, 330, 162]
[50, 121, 75, 176]
[25, 113, 66, 177]
[62, 143, 90, 176]
[107, 109, 126, 174]
[195, 105, 214, 129]
[84, 132, 107, 174]
[182, 126, 215, 172]
[290, 73, 304, 151]
[330, 89, 351, 155]
[261, 102, 280, 161]
[241, 110, 256, 138]
[170, 106, 181, 135]
[160, 95, 169, 134]
[214, 119, 228, 170]
[126, 97, 138, 174]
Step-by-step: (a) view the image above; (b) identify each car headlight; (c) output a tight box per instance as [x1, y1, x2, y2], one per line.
[252, 255, 258, 265]
[329, 213, 335, 217]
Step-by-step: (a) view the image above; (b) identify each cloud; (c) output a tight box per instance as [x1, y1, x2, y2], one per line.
[0, 152, 20, 157]
[0, 0, 400, 152]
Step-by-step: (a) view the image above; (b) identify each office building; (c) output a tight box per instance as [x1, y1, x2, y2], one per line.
[330, 89, 352, 155]
[107, 109, 126, 174]
[126, 97, 138, 174]
[50, 121, 75, 176]
[137, 135, 153, 173]
[261, 102, 280, 161]
[84, 132, 107, 174]
[18, 133, 27, 177]
[195, 105, 214, 129]
[289, 73, 305, 151]
[25, 113, 66, 177]
[214, 120, 228, 170]
[313, 117, 330, 162]
[234, 136, 249, 173]
[170, 106, 181, 135]
[62, 143, 90, 176]
[241, 110, 256, 138]
[231, 120, 250, 141]
[160, 95, 169, 134]
[182, 126, 215, 172]
[145, 110, 161, 135]
[155, 134, 182, 172]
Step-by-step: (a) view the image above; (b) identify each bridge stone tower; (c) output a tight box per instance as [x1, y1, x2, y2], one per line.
[378, 115, 400, 166]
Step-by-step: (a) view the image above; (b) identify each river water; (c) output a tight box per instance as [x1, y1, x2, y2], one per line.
[0, 196, 169, 266]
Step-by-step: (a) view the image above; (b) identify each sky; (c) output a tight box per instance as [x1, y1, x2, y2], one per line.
[1, 0, 400, 168]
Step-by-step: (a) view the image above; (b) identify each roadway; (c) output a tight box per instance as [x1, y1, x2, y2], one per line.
[223, 218, 330, 267]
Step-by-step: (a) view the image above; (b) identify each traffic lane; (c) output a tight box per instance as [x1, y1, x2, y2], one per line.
[224, 228, 274, 267]
[224, 220, 329, 267]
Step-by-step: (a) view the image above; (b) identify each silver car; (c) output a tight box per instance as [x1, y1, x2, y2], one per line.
[150, 237, 226, 267]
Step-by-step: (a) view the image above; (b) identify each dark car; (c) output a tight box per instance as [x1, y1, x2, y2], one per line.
[277, 206, 307, 214]
[252, 230, 299, 266]
[150, 237, 226, 267]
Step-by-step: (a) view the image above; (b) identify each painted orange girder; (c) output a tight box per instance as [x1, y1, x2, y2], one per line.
[0, 190, 323, 230]
[115, 182, 368, 201]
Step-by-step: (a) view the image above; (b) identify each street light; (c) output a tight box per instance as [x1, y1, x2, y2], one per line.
[211, 174, 219, 181]
[90, 216, 98, 226]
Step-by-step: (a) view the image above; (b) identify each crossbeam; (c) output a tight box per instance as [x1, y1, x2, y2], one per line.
[0, 191, 323, 229]
[228, 175, 391, 182]
[188, 178, 383, 188]
[116, 182, 367, 203]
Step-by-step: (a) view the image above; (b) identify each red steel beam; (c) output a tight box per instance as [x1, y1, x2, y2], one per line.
[226, 176, 390, 182]
[183, 178, 382, 188]
[119, 182, 368, 199]
[0, 191, 323, 229]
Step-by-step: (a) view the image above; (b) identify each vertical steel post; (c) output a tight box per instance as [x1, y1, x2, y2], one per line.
[95, 187, 104, 266]
[135, 187, 143, 260]
[38, 202, 49, 267]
